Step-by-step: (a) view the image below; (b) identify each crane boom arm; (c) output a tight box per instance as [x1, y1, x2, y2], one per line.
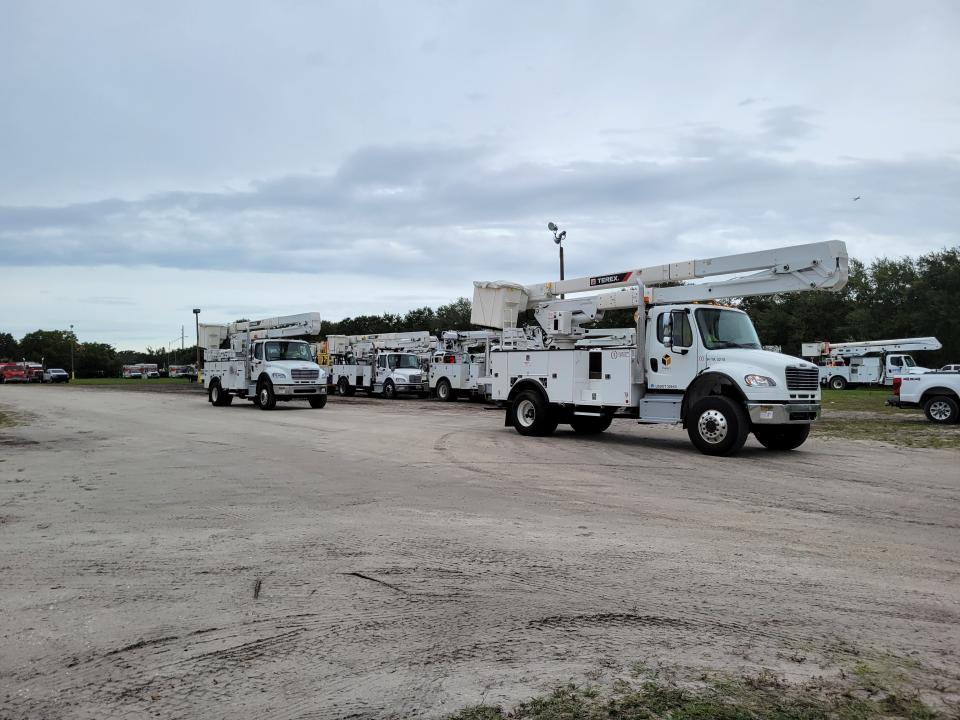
[525, 240, 848, 303]
[826, 337, 942, 356]
[471, 240, 849, 332]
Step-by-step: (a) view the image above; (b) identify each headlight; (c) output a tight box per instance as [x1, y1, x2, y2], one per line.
[744, 374, 777, 387]
[271, 372, 287, 380]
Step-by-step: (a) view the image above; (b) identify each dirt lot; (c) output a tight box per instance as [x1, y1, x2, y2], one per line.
[1, 385, 959, 718]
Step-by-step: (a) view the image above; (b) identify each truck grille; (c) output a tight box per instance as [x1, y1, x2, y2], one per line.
[408, 374, 422, 383]
[785, 367, 819, 390]
[291, 368, 320, 381]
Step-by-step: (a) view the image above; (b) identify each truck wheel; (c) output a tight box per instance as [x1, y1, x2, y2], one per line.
[337, 377, 350, 397]
[510, 390, 559, 437]
[383, 380, 396, 399]
[257, 380, 277, 410]
[209, 381, 226, 406]
[569, 415, 613, 435]
[309, 395, 327, 409]
[687, 396, 749, 456]
[830, 376, 848, 390]
[752, 424, 810, 451]
[923, 395, 959, 424]
[436, 378, 455, 402]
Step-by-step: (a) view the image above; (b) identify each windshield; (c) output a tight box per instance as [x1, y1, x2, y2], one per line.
[695, 308, 762, 350]
[263, 341, 313, 362]
[387, 353, 420, 369]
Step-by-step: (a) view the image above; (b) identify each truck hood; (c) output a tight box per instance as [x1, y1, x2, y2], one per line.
[265, 360, 326, 378]
[390, 368, 423, 381]
[704, 349, 818, 395]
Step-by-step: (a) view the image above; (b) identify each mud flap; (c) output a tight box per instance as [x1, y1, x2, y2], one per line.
[504, 402, 514, 427]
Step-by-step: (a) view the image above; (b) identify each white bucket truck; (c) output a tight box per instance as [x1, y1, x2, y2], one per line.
[327, 331, 434, 399]
[472, 241, 849, 456]
[201, 313, 328, 410]
[801, 337, 941, 389]
[430, 329, 544, 401]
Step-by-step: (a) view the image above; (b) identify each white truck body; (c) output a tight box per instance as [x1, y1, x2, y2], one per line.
[327, 332, 433, 398]
[122, 363, 159, 379]
[168, 364, 197, 379]
[803, 337, 941, 388]
[474, 240, 849, 456]
[888, 371, 960, 424]
[201, 313, 328, 410]
[429, 330, 498, 401]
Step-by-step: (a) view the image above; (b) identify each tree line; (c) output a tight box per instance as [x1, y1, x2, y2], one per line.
[2, 247, 956, 376]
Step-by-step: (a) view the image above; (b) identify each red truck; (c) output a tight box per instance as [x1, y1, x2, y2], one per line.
[0, 362, 30, 383]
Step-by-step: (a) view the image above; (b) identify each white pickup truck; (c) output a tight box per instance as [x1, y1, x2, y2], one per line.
[888, 371, 960, 424]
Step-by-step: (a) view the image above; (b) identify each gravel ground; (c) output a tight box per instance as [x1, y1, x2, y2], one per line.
[1, 385, 958, 718]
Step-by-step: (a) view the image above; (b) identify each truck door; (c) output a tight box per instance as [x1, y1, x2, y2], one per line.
[250, 341, 264, 385]
[646, 308, 699, 391]
[376, 354, 389, 386]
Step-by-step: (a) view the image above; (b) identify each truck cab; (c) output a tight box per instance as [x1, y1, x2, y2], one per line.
[374, 352, 427, 398]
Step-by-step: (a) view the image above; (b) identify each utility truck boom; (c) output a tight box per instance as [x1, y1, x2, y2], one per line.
[202, 312, 328, 410]
[473, 240, 849, 456]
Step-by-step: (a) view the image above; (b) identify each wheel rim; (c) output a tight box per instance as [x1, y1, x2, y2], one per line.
[516, 399, 536, 428]
[697, 409, 729, 444]
[385, 383, 394, 398]
[338, 379, 348, 396]
[930, 401, 952, 421]
[212, 386, 219, 402]
[260, 388, 269, 405]
[832, 378, 843, 389]
[438, 382, 448, 399]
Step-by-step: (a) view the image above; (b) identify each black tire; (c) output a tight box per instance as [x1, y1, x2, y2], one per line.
[569, 415, 613, 435]
[337, 377, 351, 397]
[686, 396, 750, 456]
[829, 375, 848, 390]
[209, 381, 227, 406]
[257, 379, 277, 410]
[436, 378, 456, 402]
[509, 390, 559, 437]
[383, 380, 396, 399]
[753, 424, 810, 451]
[923, 395, 959, 424]
[309, 395, 327, 409]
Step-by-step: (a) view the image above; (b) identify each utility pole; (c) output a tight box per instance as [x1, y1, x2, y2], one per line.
[193, 309, 201, 382]
[69, 324, 75, 380]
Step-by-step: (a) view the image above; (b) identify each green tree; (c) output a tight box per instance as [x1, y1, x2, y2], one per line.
[434, 298, 473, 331]
[0, 332, 18, 361]
[18, 329, 77, 369]
[77, 342, 120, 378]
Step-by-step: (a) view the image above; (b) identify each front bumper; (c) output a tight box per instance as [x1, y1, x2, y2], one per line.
[747, 402, 820, 424]
[394, 383, 428, 393]
[276, 385, 327, 397]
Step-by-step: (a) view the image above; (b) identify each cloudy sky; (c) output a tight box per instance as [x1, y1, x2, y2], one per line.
[2, 1, 959, 349]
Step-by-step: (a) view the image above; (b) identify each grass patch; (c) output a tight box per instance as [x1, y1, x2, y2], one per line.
[446, 673, 941, 720]
[814, 388, 958, 449]
[0, 409, 22, 428]
[0, 403, 33, 428]
[820, 388, 901, 414]
[71, 377, 197, 386]
[812, 417, 960, 449]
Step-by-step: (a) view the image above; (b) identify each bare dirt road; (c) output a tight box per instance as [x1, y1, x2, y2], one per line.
[1, 385, 959, 718]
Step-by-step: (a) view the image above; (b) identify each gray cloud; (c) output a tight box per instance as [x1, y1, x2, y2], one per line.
[1, 125, 958, 285]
